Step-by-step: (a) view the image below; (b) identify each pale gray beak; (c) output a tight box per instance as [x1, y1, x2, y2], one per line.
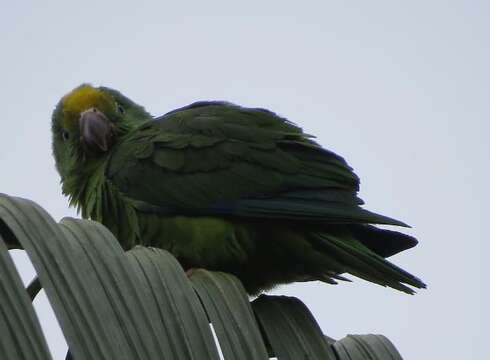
[79, 108, 114, 153]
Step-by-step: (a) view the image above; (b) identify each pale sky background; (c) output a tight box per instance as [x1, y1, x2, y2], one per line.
[1, 1, 488, 359]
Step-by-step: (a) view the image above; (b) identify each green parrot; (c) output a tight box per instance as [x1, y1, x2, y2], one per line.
[51, 84, 425, 294]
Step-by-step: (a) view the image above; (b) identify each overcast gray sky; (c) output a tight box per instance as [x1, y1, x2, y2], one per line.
[1, 1, 488, 359]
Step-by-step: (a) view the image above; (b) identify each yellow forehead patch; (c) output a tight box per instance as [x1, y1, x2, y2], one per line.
[62, 85, 114, 126]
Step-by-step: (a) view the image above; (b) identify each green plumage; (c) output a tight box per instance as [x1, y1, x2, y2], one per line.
[51, 84, 426, 294]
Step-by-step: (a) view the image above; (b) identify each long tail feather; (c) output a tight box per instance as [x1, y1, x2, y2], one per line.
[311, 232, 426, 294]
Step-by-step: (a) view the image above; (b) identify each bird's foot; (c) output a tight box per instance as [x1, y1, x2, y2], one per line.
[185, 268, 201, 278]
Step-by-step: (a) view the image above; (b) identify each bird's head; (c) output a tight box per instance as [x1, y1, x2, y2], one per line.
[52, 84, 151, 181]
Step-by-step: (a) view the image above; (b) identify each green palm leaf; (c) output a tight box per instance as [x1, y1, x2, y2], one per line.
[0, 193, 404, 359]
[333, 335, 403, 360]
[190, 270, 269, 360]
[0, 233, 52, 360]
[253, 295, 337, 360]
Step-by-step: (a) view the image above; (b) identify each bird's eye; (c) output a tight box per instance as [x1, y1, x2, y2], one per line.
[61, 130, 70, 141]
[116, 103, 125, 114]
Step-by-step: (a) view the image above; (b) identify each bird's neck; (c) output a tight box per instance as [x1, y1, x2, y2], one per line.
[63, 157, 109, 220]
[62, 156, 141, 249]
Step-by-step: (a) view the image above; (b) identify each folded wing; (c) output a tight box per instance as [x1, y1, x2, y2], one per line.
[107, 102, 407, 227]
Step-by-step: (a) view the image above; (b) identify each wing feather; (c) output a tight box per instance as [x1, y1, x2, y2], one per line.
[107, 102, 406, 226]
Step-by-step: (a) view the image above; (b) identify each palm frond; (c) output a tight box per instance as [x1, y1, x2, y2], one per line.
[0, 193, 403, 359]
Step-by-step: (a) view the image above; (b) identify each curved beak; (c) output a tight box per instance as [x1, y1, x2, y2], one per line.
[79, 108, 114, 153]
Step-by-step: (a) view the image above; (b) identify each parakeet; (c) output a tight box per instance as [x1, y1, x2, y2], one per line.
[51, 84, 426, 294]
